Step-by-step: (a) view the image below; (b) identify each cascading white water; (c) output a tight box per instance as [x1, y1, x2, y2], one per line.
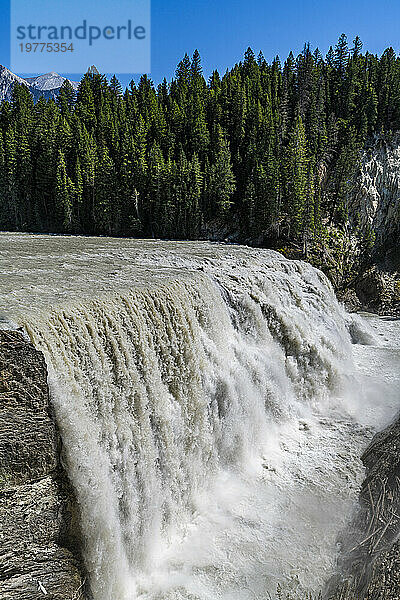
[1, 234, 399, 600]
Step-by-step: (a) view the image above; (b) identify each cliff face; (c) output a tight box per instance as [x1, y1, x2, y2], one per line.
[338, 134, 400, 314]
[0, 330, 87, 599]
[349, 134, 400, 268]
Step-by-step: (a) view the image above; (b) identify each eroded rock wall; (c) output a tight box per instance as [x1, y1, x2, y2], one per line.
[349, 134, 400, 268]
[0, 330, 87, 599]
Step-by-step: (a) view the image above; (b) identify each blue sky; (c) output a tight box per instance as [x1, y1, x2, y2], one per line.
[0, 0, 399, 88]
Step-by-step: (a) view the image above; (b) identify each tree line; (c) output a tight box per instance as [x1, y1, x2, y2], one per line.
[0, 35, 399, 249]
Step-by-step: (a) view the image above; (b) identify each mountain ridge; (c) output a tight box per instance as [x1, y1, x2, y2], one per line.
[0, 65, 78, 102]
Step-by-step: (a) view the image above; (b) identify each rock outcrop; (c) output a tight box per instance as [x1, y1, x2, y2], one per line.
[328, 413, 400, 599]
[353, 266, 400, 315]
[0, 330, 87, 599]
[349, 133, 400, 269]
[334, 133, 400, 314]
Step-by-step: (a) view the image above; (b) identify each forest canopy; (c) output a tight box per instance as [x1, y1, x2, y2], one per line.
[0, 35, 397, 249]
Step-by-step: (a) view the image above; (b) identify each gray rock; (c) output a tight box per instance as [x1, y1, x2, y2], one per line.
[349, 133, 400, 267]
[0, 331, 88, 600]
[328, 414, 400, 599]
[354, 266, 400, 315]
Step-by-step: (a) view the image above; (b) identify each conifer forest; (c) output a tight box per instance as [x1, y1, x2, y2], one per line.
[0, 35, 397, 252]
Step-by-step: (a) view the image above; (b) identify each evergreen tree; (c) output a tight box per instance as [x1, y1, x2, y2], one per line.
[55, 150, 74, 230]
[205, 131, 235, 216]
[110, 75, 123, 96]
[285, 116, 308, 237]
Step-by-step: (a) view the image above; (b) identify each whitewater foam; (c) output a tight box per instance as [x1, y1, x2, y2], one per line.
[1, 234, 399, 600]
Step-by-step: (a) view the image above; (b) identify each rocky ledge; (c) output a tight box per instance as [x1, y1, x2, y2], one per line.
[338, 266, 400, 316]
[0, 330, 87, 599]
[328, 414, 400, 599]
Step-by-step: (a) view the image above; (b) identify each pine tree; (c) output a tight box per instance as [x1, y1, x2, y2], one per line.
[351, 36, 363, 58]
[206, 132, 235, 215]
[94, 145, 114, 233]
[5, 127, 18, 228]
[285, 116, 308, 237]
[110, 75, 123, 96]
[56, 80, 76, 114]
[334, 34, 349, 75]
[190, 50, 203, 80]
[55, 150, 73, 230]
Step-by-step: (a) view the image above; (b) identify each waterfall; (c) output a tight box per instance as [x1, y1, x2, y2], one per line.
[4, 236, 394, 600]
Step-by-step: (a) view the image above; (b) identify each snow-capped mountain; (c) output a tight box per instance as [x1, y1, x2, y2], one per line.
[25, 72, 79, 92]
[0, 65, 79, 102]
[0, 65, 29, 102]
